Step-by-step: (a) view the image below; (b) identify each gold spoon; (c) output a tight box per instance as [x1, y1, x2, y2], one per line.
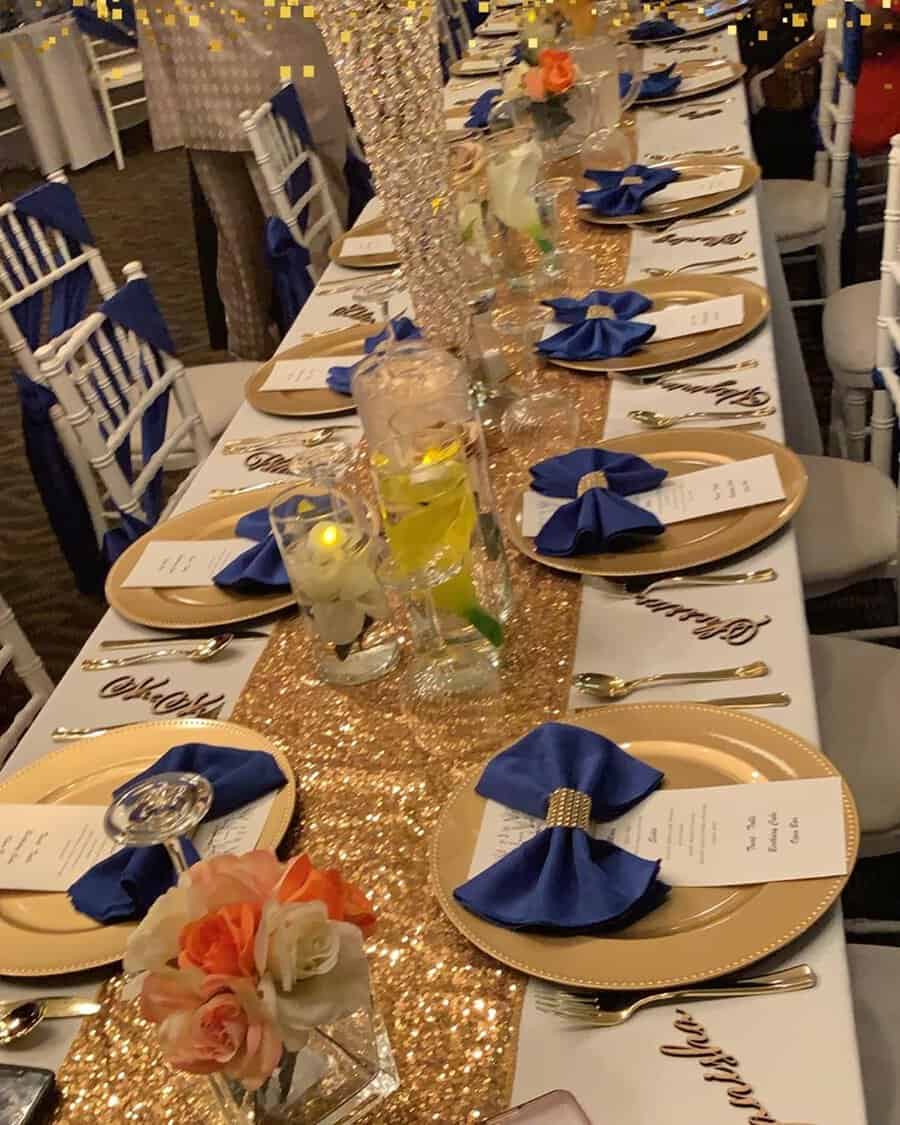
[574, 660, 769, 700]
[81, 634, 233, 671]
[628, 405, 775, 429]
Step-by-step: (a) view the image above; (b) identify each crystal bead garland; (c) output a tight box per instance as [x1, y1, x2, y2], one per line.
[314, 0, 472, 352]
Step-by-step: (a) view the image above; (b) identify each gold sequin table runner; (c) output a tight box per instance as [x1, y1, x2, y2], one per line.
[53, 212, 630, 1125]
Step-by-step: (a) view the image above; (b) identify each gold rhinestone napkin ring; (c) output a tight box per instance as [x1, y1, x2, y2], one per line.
[546, 787, 592, 830]
[586, 305, 615, 320]
[577, 470, 610, 497]
[620, 175, 644, 186]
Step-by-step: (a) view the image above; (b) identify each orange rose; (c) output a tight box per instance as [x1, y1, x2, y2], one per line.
[522, 66, 548, 101]
[539, 48, 576, 95]
[178, 902, 261, 977]
[275, 854, 376, 937]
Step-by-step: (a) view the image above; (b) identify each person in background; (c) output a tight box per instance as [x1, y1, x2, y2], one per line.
[136, 8, 348, 360]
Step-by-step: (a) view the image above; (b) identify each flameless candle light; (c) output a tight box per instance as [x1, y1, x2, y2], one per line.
[308, 521, 348, 557]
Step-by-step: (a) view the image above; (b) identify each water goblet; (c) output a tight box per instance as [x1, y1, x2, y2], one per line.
[491, 304, 555, 387]
[501, 391, 582, 471]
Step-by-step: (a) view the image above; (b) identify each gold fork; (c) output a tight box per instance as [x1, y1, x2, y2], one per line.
[641, 252, 756, 276]
[534, 964, 816, 1027]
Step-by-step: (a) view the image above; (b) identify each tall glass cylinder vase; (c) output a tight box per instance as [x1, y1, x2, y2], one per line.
[313, 0, 471, 352]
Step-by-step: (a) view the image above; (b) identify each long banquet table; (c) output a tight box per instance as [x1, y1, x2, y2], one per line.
[0, 25, 869, 1124]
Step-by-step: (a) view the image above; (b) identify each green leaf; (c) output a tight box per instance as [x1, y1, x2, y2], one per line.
[465, 606, 504, 648]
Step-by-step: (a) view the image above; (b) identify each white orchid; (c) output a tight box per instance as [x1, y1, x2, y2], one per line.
[485, 138, 548, 242]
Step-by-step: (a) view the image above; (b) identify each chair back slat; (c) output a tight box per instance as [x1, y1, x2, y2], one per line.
[868, 135, 900, 475]
[0, 591, 52, 763]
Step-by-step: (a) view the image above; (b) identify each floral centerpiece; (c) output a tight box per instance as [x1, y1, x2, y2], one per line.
[125, 851, 384, 1117]
[502, 47, 579, 143]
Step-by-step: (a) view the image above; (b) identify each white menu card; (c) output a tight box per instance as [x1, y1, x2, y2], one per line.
[468, 777, 848, 887]
[341, 233, 395, 257]
[0, 794, 278, 892]
[122, 539, 253, 588]
[520, 453, 785, 538]
[647, 166, 743, 204]
[639, 294, 745, 341]
[261, 355, 361, 393]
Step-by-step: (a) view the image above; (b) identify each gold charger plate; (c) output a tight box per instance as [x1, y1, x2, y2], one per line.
[246, 324, 372, 418]
[450, 56, 505, 77]
[106, 485, 297, 629]
[544, 274, 769, 374]
[0, 718, 297, 976]
[579, 156, 759, 227]
[635, 59, 746, 105]
[506, 428, 807, 578]
[431, 703, 858, 989]
[327, 216, 400, 269]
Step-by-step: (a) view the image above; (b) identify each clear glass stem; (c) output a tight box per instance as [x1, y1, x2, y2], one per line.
[163, 837, 192, 876]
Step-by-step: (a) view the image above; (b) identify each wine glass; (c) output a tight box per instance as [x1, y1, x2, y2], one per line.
[501, 391, 582, 471]
[491, 304, 555, 388]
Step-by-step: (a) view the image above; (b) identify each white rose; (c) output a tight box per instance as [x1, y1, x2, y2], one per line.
[486, 138, 544, 233]
[255, 900, 340, 993]
[273, 922, 371, 1048]
[123, 877, 194, 974]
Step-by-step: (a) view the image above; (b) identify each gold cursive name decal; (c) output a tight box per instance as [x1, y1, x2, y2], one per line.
[633, 593, 772, 646]
[659, 377, 771, 408]
[99, 674, 225, 718]
[661, 1009, 809, 1125]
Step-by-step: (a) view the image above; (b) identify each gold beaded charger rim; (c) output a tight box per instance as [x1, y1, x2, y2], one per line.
[0, 719, 296, 975]
[430, 702, 858, 989]
[106, 485, 296, 628]
[505, 428, 808, 577]
[579, 157, 760, 226]
[634, 60, 746, 105]
[327, 216, 402, 269]
[543, 273, 770, 373]
[245, 323, 372, 418]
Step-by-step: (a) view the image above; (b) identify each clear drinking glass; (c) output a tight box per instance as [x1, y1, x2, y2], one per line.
[501, 391, 582, 470]
[528, 176, 574, 263]
[269, 485, 400, 685]
[491, 304, 555, 385]
[105, 772, 247, 1125]
[581, 122, 634, 173]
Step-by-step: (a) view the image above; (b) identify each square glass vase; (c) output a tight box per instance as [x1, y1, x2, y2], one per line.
[228, 1007, 399, 1125]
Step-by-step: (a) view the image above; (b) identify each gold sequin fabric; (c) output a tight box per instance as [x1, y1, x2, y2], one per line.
[53, 163, 628, 1125]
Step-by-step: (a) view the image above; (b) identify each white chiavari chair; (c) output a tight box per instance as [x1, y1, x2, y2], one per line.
[846, 944, 900, 1118]
[0, 81, 24, 147]
[240, 84, 344, 288]
[81, 32, 146, 172]
[760, 0, 855, 306]
[33, 270, 212, 539]
[0, 591, 52, 763]
[794, 137, 900, 619]
[824, 136, 900, 459]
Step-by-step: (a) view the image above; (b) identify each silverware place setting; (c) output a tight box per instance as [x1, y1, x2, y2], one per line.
[534, 964, 816, 1027]
[644, 146, 742, 161]
[647, 97, 734, 117]
[634, 358, 760, 384]
[573, 660, 769, 700]
[0, 999, 103, 1046]
[639, 207, 747, 235]
[640, 252, 757, 277]
[628, 405, 775, 429]
[81, 634, 233, 670]
[603, 567, 777, 599]
[701, 692, 791, 708]
[222, 426, 358, 455]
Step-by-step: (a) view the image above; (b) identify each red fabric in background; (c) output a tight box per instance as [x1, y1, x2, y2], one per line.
[852, 43, 900, 156]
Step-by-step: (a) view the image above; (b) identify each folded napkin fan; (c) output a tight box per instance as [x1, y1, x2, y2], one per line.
[214, 494, 330, 592]
[538, 288, 656, 361]
[465, 87, 502, 128]
[579, 164, 681, 217]
[69, 743, 288, 923]
[620, 63, 682, 100]
[530, 447, 668, 556]
[454, 722, 668, 931]
[628, 15, 685, 39]
[326, 316, 422, 395]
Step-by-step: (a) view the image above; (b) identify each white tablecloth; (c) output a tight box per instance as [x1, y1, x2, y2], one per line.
[0, 13, 112, 173]
[0, 29, 867, 1124]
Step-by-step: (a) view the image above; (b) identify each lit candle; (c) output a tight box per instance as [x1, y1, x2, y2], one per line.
[308, 520, 348, 557]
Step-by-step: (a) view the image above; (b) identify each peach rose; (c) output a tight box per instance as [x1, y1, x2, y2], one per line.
[178, 902, 262, 978]
[539, 48, 576, 95]
[186, 851, 283, 912]
[522, 66, 548, 101]
[143, 970, 283, 1091]
[275, 856, 376, 938]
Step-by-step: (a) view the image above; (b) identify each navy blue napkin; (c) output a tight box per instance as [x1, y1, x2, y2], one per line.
[465, 87, 501, 128]
[530, 447, 668, 556]
[326, 317, 422, 395]
[214, 506, 289, 591]
[579, 164, 681, 217]
[538, 289, 656, 361]
[454, 722, 667, 931]
[68, 744, 288, 923]
[638, 63, 682, 99]
[629, 16, 684, 39]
